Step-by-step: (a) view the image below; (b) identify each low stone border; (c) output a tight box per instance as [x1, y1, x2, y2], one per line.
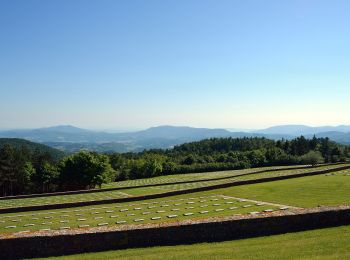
[0, 164, 349, 214]
[0, 205, 350, 259]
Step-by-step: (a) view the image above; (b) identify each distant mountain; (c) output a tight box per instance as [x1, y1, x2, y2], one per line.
[0, 124, 349, 153]
[133, 126, 232, 140]
[308, 131, 350, 145]
[0, 125, 117, 143]
[256, 124, 350, 136]
[0, 138, 65, 160]
[38, 125, 89, 133]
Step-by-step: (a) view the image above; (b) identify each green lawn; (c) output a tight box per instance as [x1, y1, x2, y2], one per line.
[211, 169, 350, 208]
[0, 190, 130, 209]
[44, 224, 350, 259]
[100, 165, 293, 189]
[101, 164, 334, 189]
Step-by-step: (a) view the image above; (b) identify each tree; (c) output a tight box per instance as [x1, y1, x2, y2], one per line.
[58, 151, 116, 190]
[300, 151, 324, 166]
[31, 162, 58, 193]
[144, 158, 163, 177]
[247, 150, 266, 167]
[0, 144, 16, 196]
[182, 155, 196, 165]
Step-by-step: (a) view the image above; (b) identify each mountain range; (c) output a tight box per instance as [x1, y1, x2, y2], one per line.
[0, 124, 349, 153]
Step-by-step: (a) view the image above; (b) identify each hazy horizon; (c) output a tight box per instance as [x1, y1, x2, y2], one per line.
[1, 123, 350, 133]
[1, 1, 349, 129]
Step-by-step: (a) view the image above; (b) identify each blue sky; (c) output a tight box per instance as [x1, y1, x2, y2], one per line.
[0, 0, 349, 130]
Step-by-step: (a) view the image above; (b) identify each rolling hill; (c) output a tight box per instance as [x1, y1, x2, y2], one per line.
[0, 138, 65, 160]
[0, 125, 349, 153]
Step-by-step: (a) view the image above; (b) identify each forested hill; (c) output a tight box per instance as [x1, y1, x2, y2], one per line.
[0, 138, 65, 160]
[109, 136, 350, 180]
[172, 137, 276, 154]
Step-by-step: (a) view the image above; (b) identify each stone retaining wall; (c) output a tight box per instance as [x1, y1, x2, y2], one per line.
[0, 206, 350, 259]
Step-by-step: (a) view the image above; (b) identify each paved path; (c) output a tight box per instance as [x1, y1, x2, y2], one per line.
[220, 195, 302, 209]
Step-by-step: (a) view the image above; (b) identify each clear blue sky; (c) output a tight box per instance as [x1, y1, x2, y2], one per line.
[1, 0, 349, 130]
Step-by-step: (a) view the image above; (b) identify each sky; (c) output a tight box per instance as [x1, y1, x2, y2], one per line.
[0, 0, 349, 130]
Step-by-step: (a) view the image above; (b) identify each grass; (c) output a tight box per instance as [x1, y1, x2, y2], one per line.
[0, 190, 130, 209]
[100, 165, 292, 188]
[0, 195, 280, 234]
[209, 169, 350, 208]
[43, 224, 350, 259]
[1, 163, 346, 210]
[101, 164, 336, 189]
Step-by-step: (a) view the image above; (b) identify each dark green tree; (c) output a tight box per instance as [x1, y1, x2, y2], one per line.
[59, 151, 116, 190]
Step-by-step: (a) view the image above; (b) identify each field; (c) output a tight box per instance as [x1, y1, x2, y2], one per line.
[1, 163, 350, 258]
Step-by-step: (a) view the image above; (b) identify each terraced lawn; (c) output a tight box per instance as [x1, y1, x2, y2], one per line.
[0, 195, 282, 235]
[100, 166, 281, 188]
[208, 170, 350, 208]
[101, 164, 333, 189]
[0, 190, 131, 209]
[43, 224, 350, 260]
[0, 164, 348, 210]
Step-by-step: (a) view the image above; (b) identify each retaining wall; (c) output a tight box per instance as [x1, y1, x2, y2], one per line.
[0, 206, 350, 259]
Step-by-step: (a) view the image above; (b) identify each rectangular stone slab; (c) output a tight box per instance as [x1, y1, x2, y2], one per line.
[78, 224, 90, 228]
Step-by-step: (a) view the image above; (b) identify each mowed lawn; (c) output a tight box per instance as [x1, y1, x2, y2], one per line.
[101, 164, 343, 189]
[212, 171, 350, 208]
[44, 224, 350, 259]
[101, 164, 311, 189]
[1, 164, 347, 210]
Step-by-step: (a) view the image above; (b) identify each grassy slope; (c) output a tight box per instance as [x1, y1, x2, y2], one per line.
[45, 224, 350, 259]
[209, 170, 350, 208]
[101, 164, 310, 189]
[101, 164, 340, 189]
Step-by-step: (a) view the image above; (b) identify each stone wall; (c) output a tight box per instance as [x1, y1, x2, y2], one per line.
[1, 206, 350, 259]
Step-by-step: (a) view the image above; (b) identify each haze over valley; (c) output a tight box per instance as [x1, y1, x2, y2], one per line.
[1, 124, 350, 153]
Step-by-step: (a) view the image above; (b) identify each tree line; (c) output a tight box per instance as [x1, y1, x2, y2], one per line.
[0, 145, 114, 196]
[0, 136, 349, 196]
